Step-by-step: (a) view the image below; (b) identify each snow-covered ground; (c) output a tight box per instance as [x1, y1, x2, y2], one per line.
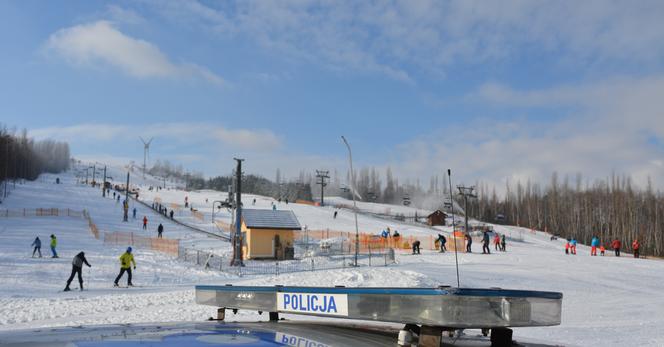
[1, 167, 664, 346]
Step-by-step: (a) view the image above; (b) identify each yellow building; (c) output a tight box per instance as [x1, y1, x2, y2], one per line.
[241, 209, 301, 260]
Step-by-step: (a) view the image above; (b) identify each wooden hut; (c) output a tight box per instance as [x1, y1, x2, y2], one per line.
[241, 209, 301, 260]
[427, 210, 448, 226]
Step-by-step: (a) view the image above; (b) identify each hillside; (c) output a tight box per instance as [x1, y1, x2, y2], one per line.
[0, 166, 663, 346]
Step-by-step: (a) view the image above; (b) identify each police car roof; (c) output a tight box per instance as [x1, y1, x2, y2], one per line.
[0, 321, 395, 347]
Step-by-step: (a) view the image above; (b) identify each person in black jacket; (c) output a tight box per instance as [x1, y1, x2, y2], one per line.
[437, 234, 447, 253]
[65, 252, 91, 291]
[482, 231, 491, 254]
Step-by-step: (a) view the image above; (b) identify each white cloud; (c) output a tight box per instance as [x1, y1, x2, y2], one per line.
[31, 124, 129, 142]
[106, 5, 145, 25]
[146, 0, 664, 81]
[389, 76, 664, 193]
[46, 20, 224, 84]
[214, 128, 281, 150]
[30, 122, 281, 151]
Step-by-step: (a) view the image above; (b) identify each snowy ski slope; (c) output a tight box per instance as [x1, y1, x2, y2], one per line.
[0, 167, 663, 346]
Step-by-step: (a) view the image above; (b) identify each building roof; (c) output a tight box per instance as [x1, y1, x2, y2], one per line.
[427, 210, 448, 218]
[242, 209, 302, 230]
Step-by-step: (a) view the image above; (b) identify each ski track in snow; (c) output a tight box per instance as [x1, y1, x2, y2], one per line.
[1, 167, 663, 346]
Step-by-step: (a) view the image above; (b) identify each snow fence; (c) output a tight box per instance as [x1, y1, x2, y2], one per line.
[103, 231, 179, 257]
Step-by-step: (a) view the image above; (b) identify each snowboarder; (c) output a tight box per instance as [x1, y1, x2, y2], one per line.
[493, 233, 501, 251]
[132, 207, 137, 219]
[632, 239, 640, 258]
[113, 247, 136, 287]
[611, 239, 621, 257]
[591, 236, 599, 256]
[64, 251, 91, 291]
[412, 240, 421, 254]
[157, 223, 164, 238]
[169, 210, 174, 219]
[50, 234, 59, 258]
[465, 233, 472, 253]
[31, 237, 42, 258]
[142, 216, 148, 230]
[333, 210, 338, 219]
[482, 231, 491, 254]
[570, 238, 577, 255]
[437, 234, 447, 253]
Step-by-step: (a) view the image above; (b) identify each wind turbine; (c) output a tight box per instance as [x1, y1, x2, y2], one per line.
[139, 137, 153, 179]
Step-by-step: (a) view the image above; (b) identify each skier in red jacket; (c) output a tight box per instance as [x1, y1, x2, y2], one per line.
[632, 239, 640, 258]
[611, 239, 621, 257]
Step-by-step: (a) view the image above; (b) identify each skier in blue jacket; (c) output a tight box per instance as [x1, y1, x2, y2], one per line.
[591, 236, 599, 256]
[31, 237, 42, 258]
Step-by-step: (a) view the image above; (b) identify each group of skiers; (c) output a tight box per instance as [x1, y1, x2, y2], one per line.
[480, 231, 506, 254]
[565, 237, 641, 258]
[31, 234, 58, 258]
[462, 231, 505, 254]
[62, 247, 136, 291]
[152, 202, 175, 220]
[30, 235, 138, 291]
[380, 227, 400, 239]
[141, 215, 164, 238]
[389, 229, 506, 255]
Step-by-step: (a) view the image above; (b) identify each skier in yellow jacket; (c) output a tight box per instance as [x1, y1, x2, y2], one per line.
[113, 247, 136, 287]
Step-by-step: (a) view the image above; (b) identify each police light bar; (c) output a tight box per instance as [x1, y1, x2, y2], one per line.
[195, 285, 562, 329]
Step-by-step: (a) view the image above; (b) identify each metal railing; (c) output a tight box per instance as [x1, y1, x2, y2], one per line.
[178, 247, 395, 276]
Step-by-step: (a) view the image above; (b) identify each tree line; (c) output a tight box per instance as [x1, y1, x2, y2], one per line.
[469, 173, 664, 257]
[147, 160, 312, 201]
[0, 125, 70, 185]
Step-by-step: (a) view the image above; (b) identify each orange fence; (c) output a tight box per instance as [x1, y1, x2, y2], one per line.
[192, 210, 204, 221]
[296, 199, 320, 206]
[0, 208, 84, 218]
[295, 229, 453, 253]
[82, 210, 100, 239]
[103, 231, 179, 257]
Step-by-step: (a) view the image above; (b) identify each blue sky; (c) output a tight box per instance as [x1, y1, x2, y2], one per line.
[2, 1, 664, 191]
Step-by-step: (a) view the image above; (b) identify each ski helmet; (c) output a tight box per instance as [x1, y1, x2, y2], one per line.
[127, 247, 132, 252]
